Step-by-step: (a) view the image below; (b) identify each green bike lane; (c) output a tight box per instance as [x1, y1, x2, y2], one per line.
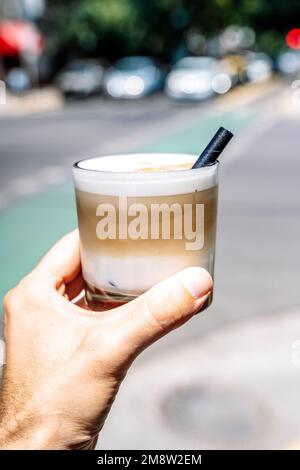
[0, 107, 255, 308]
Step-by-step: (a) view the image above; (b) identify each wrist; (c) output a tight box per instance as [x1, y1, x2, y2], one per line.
[0, 410, 62, 450]
[0, 409, 98, 450]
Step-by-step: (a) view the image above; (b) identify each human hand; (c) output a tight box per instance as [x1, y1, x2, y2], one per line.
[0, 231, 212, 450]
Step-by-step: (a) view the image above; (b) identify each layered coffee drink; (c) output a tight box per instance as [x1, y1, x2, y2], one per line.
[73, 153, 218, 310]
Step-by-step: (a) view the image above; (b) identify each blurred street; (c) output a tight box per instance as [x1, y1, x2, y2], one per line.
[0, 92, 236, 210]
[1, 79, 300, 449]
[0, 82, 271, 210]
[1, 0, 300, 455]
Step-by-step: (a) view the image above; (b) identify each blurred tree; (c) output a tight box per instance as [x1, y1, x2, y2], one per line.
[42, 0, 300, 65]
[45, 0, 142, 60]
[44, 0, 232, 62]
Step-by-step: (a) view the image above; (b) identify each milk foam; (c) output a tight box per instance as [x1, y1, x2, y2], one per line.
[73, 153, 218, 196]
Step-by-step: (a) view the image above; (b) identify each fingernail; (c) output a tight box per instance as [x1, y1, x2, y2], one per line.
[177, 267, 213, 299]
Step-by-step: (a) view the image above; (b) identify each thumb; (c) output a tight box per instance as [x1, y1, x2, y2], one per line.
[118, 267, 213, 356]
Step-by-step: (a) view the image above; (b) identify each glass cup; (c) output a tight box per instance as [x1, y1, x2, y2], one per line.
[73, 153, 219, 311]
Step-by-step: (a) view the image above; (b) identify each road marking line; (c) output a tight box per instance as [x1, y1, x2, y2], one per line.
[10, 177, 43, 195]
[37, 166, 69, 185]
[225, 97, 281, 165]
[1, 166, 70, 211]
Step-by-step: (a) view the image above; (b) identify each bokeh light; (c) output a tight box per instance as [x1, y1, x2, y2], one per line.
[286, 28, 300, 49]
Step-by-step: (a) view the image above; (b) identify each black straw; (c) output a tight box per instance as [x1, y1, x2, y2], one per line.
[192, 127, 233, 169]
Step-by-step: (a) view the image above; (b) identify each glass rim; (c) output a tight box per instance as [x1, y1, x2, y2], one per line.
[73, 153, 219, 179]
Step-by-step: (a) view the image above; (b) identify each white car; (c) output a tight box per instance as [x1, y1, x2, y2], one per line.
[104, 56, 164, 99]
[57, 59, 105, 97]
[244, 53, 273, 83]
[165, 56, 232, 100]
[277, 51, 300, 76]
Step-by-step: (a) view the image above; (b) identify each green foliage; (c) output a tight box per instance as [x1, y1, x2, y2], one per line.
[44, 0, 299, 61]
[46, 0, 142, 58]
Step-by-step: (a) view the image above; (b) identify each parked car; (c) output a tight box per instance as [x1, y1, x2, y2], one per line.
[165, 56, 232, 100]
[244, 52, 273, 83]
[276, 51, 300, 76]
[104, 56, 164, 99]
[56, 59, 106, 97]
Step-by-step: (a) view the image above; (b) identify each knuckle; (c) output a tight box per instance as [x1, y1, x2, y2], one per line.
[2, 274, 39, 316]
[19, 282, 35, 303]
[3, 288, 16, 312]
[3, 287, 23, 322]
[19, 272, 45, 305]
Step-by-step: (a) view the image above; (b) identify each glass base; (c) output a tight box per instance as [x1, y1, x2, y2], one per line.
[85, 281, 137, 311]
[85, 280, 213, 313]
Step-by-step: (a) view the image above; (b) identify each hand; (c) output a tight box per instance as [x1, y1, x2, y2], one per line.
[0, 231, 212, 450]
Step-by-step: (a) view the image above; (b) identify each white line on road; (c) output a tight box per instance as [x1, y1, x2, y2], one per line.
[37, 165, 70, 185]
[225, 101, 280, 166]
[0, 166, 70, 211]
[10, 176, 44, 195]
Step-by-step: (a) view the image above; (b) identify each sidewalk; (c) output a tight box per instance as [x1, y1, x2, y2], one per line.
[0, 87, 63, 117]
[0, 78, 279, 118]
[98, 305, 300, 450]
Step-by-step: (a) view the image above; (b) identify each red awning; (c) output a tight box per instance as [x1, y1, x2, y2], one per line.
[0, 20, 44, 57]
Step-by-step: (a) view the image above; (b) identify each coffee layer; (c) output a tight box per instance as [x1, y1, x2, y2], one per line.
[76, 187, 218, 293]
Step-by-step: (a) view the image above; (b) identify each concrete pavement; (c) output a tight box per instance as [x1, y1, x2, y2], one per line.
[0, 87, 63, 117]
[99, 305, 300, 450]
